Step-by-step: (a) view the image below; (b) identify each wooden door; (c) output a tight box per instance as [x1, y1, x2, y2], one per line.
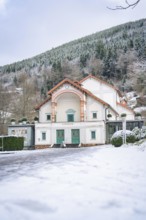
[71, 129, 80, 144]
[56, 130, 64, 144]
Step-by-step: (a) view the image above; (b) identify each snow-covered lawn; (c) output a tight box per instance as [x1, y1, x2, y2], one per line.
[0, 143, 146, 220]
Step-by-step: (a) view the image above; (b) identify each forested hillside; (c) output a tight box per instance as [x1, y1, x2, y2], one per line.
[0, 18, 146, 133]
[0, 18, 146, 91]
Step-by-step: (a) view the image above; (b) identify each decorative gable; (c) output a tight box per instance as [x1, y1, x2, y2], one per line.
[35, 77, 119, 117]
[51, 83, 84, 103]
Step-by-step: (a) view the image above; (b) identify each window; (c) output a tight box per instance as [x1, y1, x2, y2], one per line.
[42, 132, 46, 141]
[66, 109, 75, 122]
[12, 130, 15, 135]
[93, 112, 97, 119]
[91, 131, 96, 139]
[46, 114, 51, 121]
[67, 114, 74, 122]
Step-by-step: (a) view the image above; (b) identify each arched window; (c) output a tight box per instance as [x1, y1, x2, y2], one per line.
[66, 109, 76, 122]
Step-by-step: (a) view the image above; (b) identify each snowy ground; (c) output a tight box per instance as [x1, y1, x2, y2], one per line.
[0, 143, 146, 220]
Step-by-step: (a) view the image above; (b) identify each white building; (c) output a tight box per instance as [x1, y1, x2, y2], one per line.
[35, 75, 135, 148]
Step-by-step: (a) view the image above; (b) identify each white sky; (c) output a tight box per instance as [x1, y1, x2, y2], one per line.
[0, 0, 145, 66]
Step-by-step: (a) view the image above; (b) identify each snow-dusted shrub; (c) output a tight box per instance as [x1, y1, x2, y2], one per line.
[107, 113, 112, 118]
[132, 126, 146, 140]
[22, 117, 27, 122]
[11, 118, 15, 122]
[135, 112, 141, 117]
[111, 130, 136, 147]
[111, 135, 122, 147]
[121, 113, 127, 118]
[141, 126, 146, 139]
[132, 127, 141, 141]
[34, 116, 38, 121]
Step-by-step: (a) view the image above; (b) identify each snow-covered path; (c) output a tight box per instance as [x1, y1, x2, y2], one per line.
[0, 145, 146, 220]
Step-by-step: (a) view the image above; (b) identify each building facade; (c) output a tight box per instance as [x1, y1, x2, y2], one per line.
[8, 124, 35, 149]
[35, 75, 135, 148]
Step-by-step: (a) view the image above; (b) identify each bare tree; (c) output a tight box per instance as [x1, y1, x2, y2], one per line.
[107, 0, 140, 10]
[87, 56, 104, 76]
[0, 83, 11, 134]
[12, 73, 37, 121]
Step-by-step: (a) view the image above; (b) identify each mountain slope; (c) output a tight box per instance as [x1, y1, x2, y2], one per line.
[0, 18, 146, 94]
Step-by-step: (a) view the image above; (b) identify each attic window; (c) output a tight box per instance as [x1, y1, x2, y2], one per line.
[92, 112, 97, 119]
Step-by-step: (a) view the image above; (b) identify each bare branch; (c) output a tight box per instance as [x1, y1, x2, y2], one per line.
[107, 0, 140, 10]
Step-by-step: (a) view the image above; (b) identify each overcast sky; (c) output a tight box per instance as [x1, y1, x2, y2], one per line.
[0, 0, 145, 66]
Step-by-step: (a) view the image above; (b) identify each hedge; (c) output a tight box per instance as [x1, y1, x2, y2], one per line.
[0, 136, 24, 151]
[111, 130, 136, 147]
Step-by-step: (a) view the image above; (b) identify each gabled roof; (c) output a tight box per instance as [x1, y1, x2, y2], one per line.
[47, 78, 112, 106]
[117, 102, 134, 113]
[35, 78, 119, 115]
[82, 88, 119, 115]
[35, 97, 51, 110]
[47, 78, 85, 95]
[80, 74, 122, 97]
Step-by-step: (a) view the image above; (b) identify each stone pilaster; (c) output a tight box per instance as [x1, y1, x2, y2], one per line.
[51, 102, 56, 122]
[80, 100, 85, 122]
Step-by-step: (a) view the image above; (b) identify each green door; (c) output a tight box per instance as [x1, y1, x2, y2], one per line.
[72, 129, 80, 144]
[56, 130, 64, 144]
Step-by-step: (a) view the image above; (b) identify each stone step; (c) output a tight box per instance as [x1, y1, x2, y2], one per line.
[52, 144, 79, 148]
